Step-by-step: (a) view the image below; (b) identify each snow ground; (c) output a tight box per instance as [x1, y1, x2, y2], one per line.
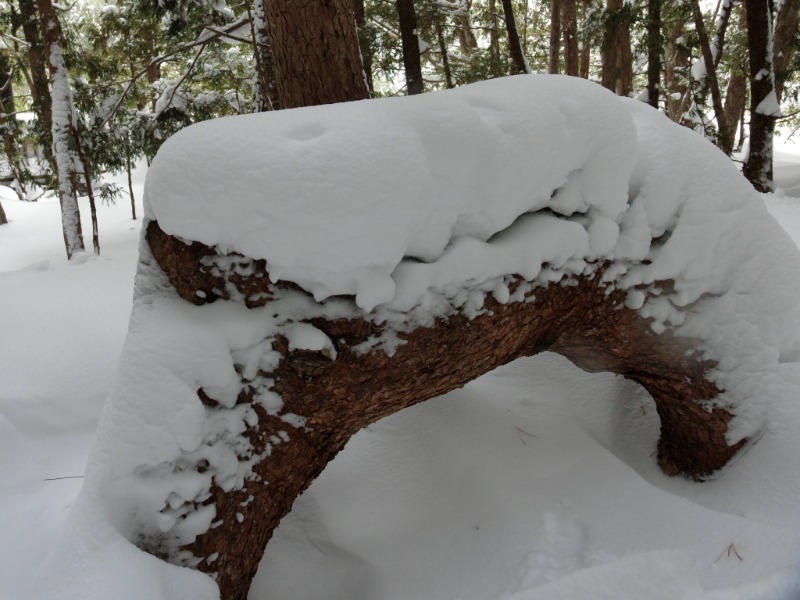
[3, 148, 800, 599]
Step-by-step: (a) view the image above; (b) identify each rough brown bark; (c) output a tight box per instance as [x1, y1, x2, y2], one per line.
[448, 0, 479, 54]
[144, 219, 745, 600]
[742, 0, 777, 192]
[723, 68, 746, 150]
[0, 199, 6, 225]
[435, 18, 455, 88]
[664, 16, 691, 122]
[502, 0, 529, 74]
[601, 0, 633, 96]
[549, 0, 561, 73]
[260, 0, 369, 109]
[563, 0, 580, 76]
[773, 0, 799, 102]
[397, 0, 424, 95]
[16, 0, 56, 179]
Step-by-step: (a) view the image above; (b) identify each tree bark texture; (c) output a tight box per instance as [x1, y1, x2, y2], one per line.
[16, 0, 57, 179]
[773, 0, 799, 102]
[664, 16, 691, 122]
[397, 0, 424, 95]
[448, 0, 479, 54]
[563, 0, 579, 76]
[260, 0, 369, 109]
[742, 0, 777, 192]
[723, 67, 747, 151]
[144, 219, 746, 600]
[549, 0, 561, 73]
[37, 0, 85, 259]
[601, 0, 633, 96]
[0, 50, 28, 200]
[0, 199, 6, 225]
[646, 0, 662, 108]
[502, 0, 529, 75]
[691, 0, 733, 154]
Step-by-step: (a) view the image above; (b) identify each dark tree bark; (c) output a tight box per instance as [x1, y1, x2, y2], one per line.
[397, 0, 424, 95]
[16, 0, 56, 180]
[579, 0, 592, 79]
[724, 68, 747, 151]
[664, 16, 691, 122]
[142, 219, 746, 600]
[773, 0, 800, 102]
[488, 0, 503, 75]
[502, 0, 529, 75]
[260, 0, 369, 109]
[549, 0, 561, 73]
[601, 0, 633, 96]
[742, 0, 777, 192]
[563, 0, 580, 76]
[691, 0, 733, 155]
[0, 199, 6, 225]
[647, 0, 662, 108]
[435, 18, 455, 89]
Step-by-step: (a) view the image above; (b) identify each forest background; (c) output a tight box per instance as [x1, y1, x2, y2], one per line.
[0, 0, 796, 257]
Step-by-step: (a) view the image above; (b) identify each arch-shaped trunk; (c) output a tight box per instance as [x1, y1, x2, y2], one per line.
[145, 219, 743, 600]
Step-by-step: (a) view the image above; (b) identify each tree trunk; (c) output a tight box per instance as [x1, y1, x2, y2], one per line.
[664, 16, 691, 121]
[0, 50, 28, 200]
[549, 0, 561, 73]
[260, 0, 369, 109]
[502, 0, 529, 74]
[489, 0, 503, 75]
[601, 0, 633, 96]
[435, 18, 455, 89]
[646, 0, 662, 109]
[0, 199, 6, 225]
[37, 0, 85, 259]
[397, 0, 424, 95]
[127, 153, 136, 220]
[691, 0, 733, 154]
[142, 219, 746, 600]
[742, 0, 777, 192]
[448, 0, 478, 54]
[563, 0, 579, 76]
[354, 0, 375, 96]
[723, 68, 747, 151]
[16, 0, 57, 180]
[773, 0, 799, 102]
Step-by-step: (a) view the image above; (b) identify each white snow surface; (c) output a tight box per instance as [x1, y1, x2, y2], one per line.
[3, 76, 800, 600]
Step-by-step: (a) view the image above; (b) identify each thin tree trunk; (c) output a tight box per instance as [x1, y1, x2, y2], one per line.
[723, 68, 747, 151]
[502, 0, 529, 74]
[435, 18, 455, 89]
[0, 199, 6, 225]
[664, 17, 691, 121]
[261, 0, 369, 109]
[549, 0, 562, 73]
[0, 52, 28, 200]
[489, 0, 503, 75]
[448, 0, 478, 54]
[742, 0, 777, 192]
[563, 0, 580, 76]
[773, 0, 800, 102]
[246, 0, 273, 111]
[127, 153, 136, 220]
[647, 0, 662, 108]
[37, 0, 85, 259]
[691, 0, 733, 154]
[354, 0, 375, 96]
[397, 0, 424, 95]
[579, 0, 592, 79]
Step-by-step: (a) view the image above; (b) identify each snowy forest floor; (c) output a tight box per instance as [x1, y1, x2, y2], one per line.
[3, 146, 800, 600]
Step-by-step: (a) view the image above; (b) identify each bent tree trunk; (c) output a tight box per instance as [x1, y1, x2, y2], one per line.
[144, 219, 744, 600]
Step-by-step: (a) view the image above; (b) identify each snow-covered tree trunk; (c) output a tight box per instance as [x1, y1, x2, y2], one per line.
[37, 0, 85, 259]
[260, 0, 369, 109]
[143, 218, 745, 600]
[397, 0, 424, 95]
[742, 0, 778, 192]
